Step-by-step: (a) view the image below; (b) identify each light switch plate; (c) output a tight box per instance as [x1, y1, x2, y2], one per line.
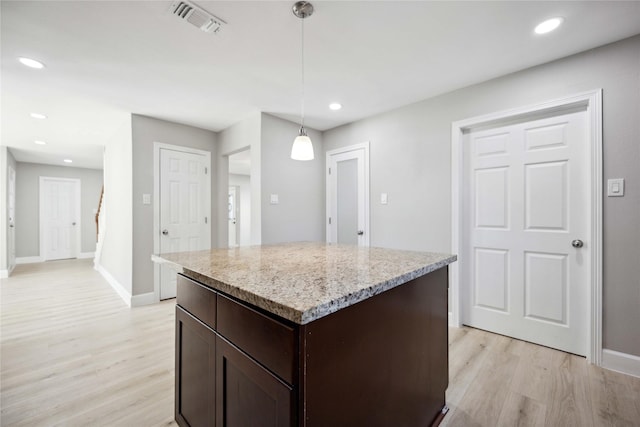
[380, 193, 388, 205]
[270, 194, 279, 204]
[607, 178, 624, 197]
[142, 193, 151, 204]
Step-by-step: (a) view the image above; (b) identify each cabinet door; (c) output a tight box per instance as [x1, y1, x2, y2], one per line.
[216, 336, 293, 427]
[176, 306, 216, 427]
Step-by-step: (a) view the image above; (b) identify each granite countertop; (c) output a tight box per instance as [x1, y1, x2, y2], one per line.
[152, 242, 456, 325]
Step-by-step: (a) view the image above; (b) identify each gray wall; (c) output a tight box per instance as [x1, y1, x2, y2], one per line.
[14, 162, 103, 257]
[131, 114, 217, 296]
[261, 114, 324, 244]
[0, 147, 17, 273]
[323, 35, 640, 357]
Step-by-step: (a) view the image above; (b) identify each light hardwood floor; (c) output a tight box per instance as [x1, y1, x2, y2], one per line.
[1, 259, 639, 426]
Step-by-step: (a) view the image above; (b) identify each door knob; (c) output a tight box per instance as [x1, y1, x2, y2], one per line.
[357, 230, 364, 236]
[572, 239, 584, 248]
[162, 229, 169, 236]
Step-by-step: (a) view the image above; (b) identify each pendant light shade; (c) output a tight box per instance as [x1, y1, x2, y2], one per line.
[291, 1, 314, 161]
[291, 126, 314, 161]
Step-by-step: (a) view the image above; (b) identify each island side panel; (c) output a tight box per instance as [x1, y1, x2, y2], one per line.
[300, 267, 449, 427]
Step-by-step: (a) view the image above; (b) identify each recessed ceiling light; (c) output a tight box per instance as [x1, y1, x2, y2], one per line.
[18, 57, 46, 69]
[534, 17, 564, 35]
[30, 113, 47, 119]
[63, 159, 73, 163]
[329, 103, 342, 111]
[34, 140, 47, 145]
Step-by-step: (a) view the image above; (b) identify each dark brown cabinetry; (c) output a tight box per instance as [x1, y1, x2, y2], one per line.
[175, 276, 294, 427]
[175, 307, 216, 427]
[175, 267, 449, 427]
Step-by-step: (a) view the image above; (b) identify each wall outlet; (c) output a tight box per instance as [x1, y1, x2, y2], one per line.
[381, 193, 388, 205]
[142, 193, 152, 205]
[270, 194, 279, 204]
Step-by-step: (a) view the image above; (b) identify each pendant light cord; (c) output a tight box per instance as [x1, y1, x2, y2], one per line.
[301, 15, 305, 129]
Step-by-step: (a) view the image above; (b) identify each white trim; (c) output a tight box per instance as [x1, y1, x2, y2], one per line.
[450, 89, 603, 365]
[131, 292, 156, 307]
[95, 262, 131, 307]
[0, 270, 8, 279]
[153, 142, 212, 303]
[325, 142, 371, 246]
[39, 177, 82, 261]
[16, 256, 44, 264]
[602, 349, 640, 378]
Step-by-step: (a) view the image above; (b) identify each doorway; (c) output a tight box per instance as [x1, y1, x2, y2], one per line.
[154, 143, 211, 300]
[39, 177, 81, 261]
[326, 142, 370, 246]
[228, 149, 251, 247]
[451, 90, 603, 362]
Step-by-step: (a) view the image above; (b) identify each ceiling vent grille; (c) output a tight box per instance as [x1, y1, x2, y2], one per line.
[169, 1, 225, 34]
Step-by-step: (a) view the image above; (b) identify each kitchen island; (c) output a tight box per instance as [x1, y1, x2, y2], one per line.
[153, 242, 456, 427]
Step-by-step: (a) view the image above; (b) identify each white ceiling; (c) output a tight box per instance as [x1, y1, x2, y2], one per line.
[2, 1, 640, 170]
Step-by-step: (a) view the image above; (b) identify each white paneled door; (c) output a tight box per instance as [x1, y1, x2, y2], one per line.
[463, 110, 588, 356]
[40, 178, 80, 261]
[326, 143, 370, 247]
[159, 148, 210, 300]
[8, 166, 16, 273]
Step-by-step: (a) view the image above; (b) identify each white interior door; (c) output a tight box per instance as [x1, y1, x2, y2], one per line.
[327, 143, 370, 246]
[228, 186, 238, 247]
[462, 110, 589, 356]
[40, 178, 79, 261]
[8, 166, 16, 272]
[159, 148, 210, 300]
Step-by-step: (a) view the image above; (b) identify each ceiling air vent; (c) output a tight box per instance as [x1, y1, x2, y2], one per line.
[169, 1, 225, 34]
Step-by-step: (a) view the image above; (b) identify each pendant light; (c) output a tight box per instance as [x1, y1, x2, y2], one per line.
[291, 1, 314, 161]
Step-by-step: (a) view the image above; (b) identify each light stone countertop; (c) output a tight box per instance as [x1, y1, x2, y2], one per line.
[152, 242, 457, 325]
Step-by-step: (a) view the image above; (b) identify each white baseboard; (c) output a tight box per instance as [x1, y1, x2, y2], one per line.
[78, 252, 95, 259]
[16, 256, 44, 264]
[0, 269, 7, 279]
[131, 292, 157, 307]
[602, 349, 640, 378]
[94, 263, 132, 307]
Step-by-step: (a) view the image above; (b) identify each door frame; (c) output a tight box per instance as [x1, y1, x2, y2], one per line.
[326, 142, 370, 246]
[39, 176, 82, 261]
[450, 89, 603, 364]
[153, 142, 212, 302]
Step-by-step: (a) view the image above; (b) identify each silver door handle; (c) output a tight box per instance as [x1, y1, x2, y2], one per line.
[162, 229, 169, 236]
[572, 239, 583, 248]
[357, 230, 364, 236]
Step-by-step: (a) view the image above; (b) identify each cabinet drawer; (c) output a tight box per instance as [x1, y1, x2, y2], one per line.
[177, 274, 217, 330]
[217, 294, 295, 385]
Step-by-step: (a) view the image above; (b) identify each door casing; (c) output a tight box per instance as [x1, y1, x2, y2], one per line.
[450, 89, 603, 364]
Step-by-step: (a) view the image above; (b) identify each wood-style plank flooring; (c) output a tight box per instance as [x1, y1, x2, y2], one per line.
[2, 259, 639, 426]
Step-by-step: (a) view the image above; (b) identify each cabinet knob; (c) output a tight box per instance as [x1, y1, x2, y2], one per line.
[162, 229, 169, 236]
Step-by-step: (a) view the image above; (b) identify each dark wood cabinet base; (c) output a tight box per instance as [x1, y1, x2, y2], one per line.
[175, 267, 449, 427]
